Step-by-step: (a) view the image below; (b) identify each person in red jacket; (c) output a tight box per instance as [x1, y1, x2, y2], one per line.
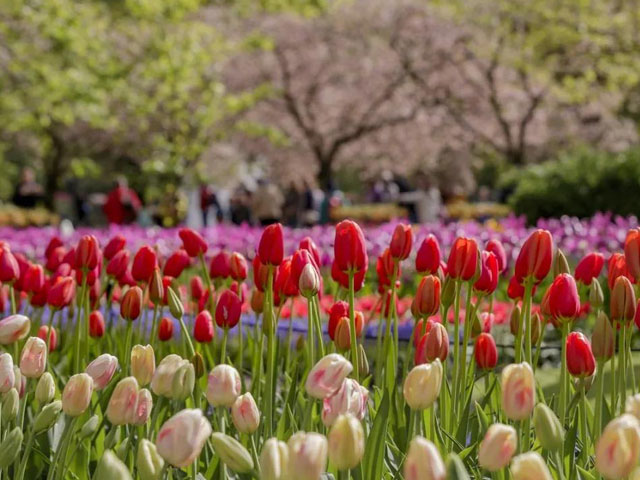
[103, 177, 142, 225]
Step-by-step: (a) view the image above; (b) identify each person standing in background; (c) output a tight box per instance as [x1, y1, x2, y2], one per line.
[12, 167, 44, 208]
[251, 179, 284, 226]
[200, 184, 222, 226]
[103, 176, 142, 225]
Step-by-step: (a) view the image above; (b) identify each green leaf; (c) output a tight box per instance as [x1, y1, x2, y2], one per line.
[363, 390, 390, 479]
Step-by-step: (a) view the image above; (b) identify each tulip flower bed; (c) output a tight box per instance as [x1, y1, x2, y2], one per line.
[0, 218, 640, 480]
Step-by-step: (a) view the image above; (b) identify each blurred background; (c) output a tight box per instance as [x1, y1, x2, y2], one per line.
[1, 0, 640, 228]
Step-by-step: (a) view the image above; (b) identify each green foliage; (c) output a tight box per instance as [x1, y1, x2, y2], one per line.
[508, 148, 640, 222]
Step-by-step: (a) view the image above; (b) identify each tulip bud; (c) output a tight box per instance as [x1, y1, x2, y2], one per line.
[77, 414, 99, 440]
[566, 331, 596, 378]
[287, 432, 328, 480]
[2, 388, 19, 424]
[167, 287, 184, 320]
[191, 352, 206, 378]
[334, 220, 367, 274]
[446, 453, 471, 480]
[62, 373, 93, 416]
[501, 363, 535, 420]
[86, 354, 119, 391]
[137, 439, 164, 480]
[589, 279, 604, 308]
[305, 354, 353, 400]
[211, 432, 254, 473]
[0, 314, 30, 345]
[440, 277, 456, 309]
[107, 377, 139, 425]
[250, 289, 264, 314]
[328, 414, 365, 470]
[416, 235, 441, 275]
[0, 353, 14, 394]
[131, 345, 155, 386]
[259, 223, 285, 266]
[37, 325, 57, 352]
[447, 237, 479, 281]
[412, 275, 441, 319]
[132, 246, 157, 283]
[474, 251, 499, 294]
[89, 310, 106, 338]
[611, 276, 636, 323]
[333, 315, 363, 351]
[104, 234, 126, 260]
[596, 413, 640, 479]
[357, 344, 369, 378]
[0, 427, 22, 468]
[322, 378, 368, 427]
[148, 268, 164, 304]
[514, 229, 553, 283]
[215, 290, 242, 329]
[158, 317, 174, 342]
[260, 438, 289, 480]
[178, 228, 207, 257]
[403, 436, 445, 480]
[35, 371, 55, 404]
[206, 364, 241, 407]
[131, 388, 152, 426]
[94, 450, 133, 480]
[403, 359, 443, 410]
[533, 403, 564, 451]
[299, 263, 320, 298]
[548, 273, 580, 321]
[415, 322, 449, 364]
[33, 400, 62, 433]
[151, 354, 189, 398]
[231, 392, 260, 434]
[627, 394, 640, 421]
[121, 286, 143, 321]
[156, 409, 212, 468]
[474, 333, 498, 370]
[530, 312, 542, 345]
[478, 423, 517, 471]
[12, 367, 21, 397]
[591, 312, 614, 362]
[553, 249, 570, 277]
[510, 452, 553, 480]
[170, 362, 195, 401]
[20, 336, 47, 378]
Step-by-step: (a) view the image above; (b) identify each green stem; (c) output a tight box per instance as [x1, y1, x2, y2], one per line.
[579, 386, 589, 466]
[264, 268, 275, 438]
[307, 296, 315, 369]
[149, 304, 159, 347]
[619, 325, 627, 414]
[74, 279, 87, 373]
[123, 320, 134, 375]
[594, 358, 605, 441]
[347, 272, 359, 383]
[177, 315, 196, 358]
[559, 322, 569, 428]
[220, 328, 228, 364]
[9, 285, 16, 315]
[611, 321, 618, 414]
[451, 281, 461, 423]
[523, 280, 534, 367]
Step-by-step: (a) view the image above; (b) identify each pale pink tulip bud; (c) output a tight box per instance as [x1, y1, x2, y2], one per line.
[510, 452, 553, 480]
[231, 392, 260, 434]
[501, 362, 535, 421]
[133, 389, 153, 426]
[322, 378, 368, 427]
[13, 366, 22, 398]
[403, 436, 445, 480]
[85, 354, 119, 391]
[403, 359, 442, 410]
[596, 414, 640, 479]
[478, 423, 517, 472]
[131, 345, 155, 387]
[299, 264, 320, 298]
[151, 354, 190, 398]
[106, 376, 139, 425]
[62, 373, 93, 417]
[0, 315, 30, 345]
[0, 353, 15, 393]
[287, 432, 328, 480]
[259, 438, 289, 480]
[206, 364, 241, 407]
[328, 414, 365, 471]
[156, 408, 212, 468]
[305, 354, 353, 400]
[626, 394, 640, 422]
[19, 336, 47, 378]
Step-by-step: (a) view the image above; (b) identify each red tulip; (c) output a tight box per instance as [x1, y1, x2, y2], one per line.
[75, 235, 100, 271]
[117, 268, 136, 288]
[474, 333, 498, 370]
[274, 257, 298, 300]
[163, 249, 190, 278]
[37, 325, 57, 352]
[210, 251, 231, 280]
[473, 251, 499, 294]
[158, 316, 174, 341]
[390, 224, 413, 261]
[107, 250, 130, 279]
[611, 276, 636, 323]
[253, 255, 269, 292]
[608, 253, 634, 290]
[291, 249, 316, 288]
[250, 289, 264, 314]
[485, 239, 507, 273]
[179, 228, 208, 258]
[331, 261, 365, 292]
[215, 290, 242, 329]
[514, 229, 552, 283]
[415, 234, 441, 275]
[574, 252, 605, 285]
[89, 278, 102, 304]
[299, 237, 321, 267]
[46, 276, 75, 309]
[89, 311, 105, 338]
[548, 274, 580, 321]
[194, 311, 214, 343]
[328, 301, 349, 340]
[103, 234, 126, 260]
[229, 253, 248, 281]
[411, 275, 441, 319]
[413, 318, 435, 347]
[121, 286, 143, 321]
[333, 313, 364, 351]
[334, 220, 367, 274]
[45, 247, 65, 272]
[52, 263, 72, 282]
[62, 248, 75, 268]
[30, 283, 48, 308]
[14, 253, 30, 292]
[190, 276, 205, 301]
[566, 331, 596, 378]
[0, 248, 19, 283]
[258, 223, 284, 266]
[446, 237, 479, 281]
[415, 322, 448, 364]
[132, 246, 157, 283]
[24, 265, 45, 294]
[625, 228, 640, 282]
[45, 236, 63, 260]
[149, 268, 164, 305]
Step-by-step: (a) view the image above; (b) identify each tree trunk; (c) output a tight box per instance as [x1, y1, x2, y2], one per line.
[43, 130, 65, 209]
[317, 156, 334, 191]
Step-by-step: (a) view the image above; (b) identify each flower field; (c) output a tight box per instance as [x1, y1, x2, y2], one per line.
[0, 215, 639, 479]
